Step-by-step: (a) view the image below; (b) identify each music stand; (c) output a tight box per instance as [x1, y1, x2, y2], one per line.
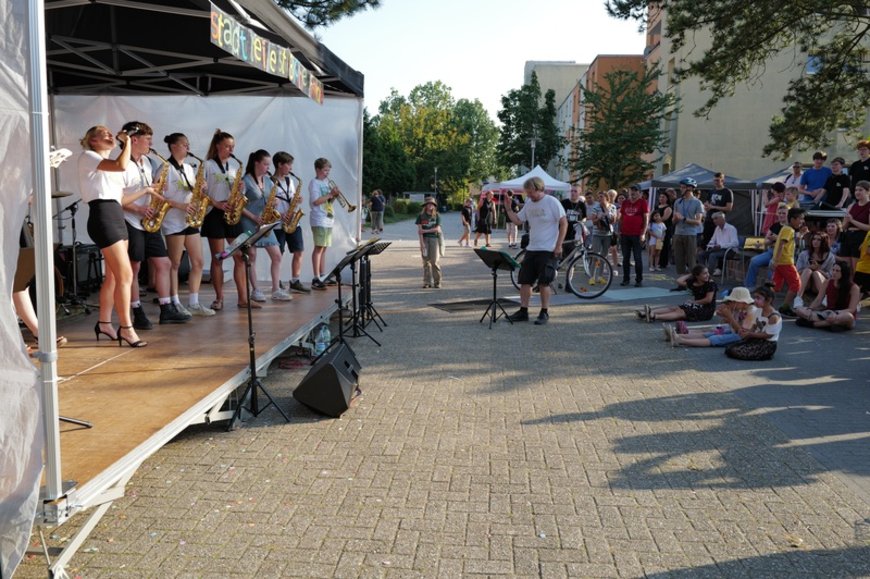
[221, 222, 291, 430]
[345, 240, 382, 346]
[311, 249, 361, 364]
[475, 248, 520, 329]
[359, 241, 391, 330]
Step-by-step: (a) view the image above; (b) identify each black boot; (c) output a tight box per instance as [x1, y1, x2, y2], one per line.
[159, 303, 190, 324]
[132, 306, 153, 330]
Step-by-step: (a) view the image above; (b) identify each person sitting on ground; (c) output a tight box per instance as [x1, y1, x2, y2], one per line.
[773, 207, 806, 317]
[669, 286, 757, 348]
[638, 264, 717, 323]
[724, 285, 782, 361]
[794, 262, 860, 331]
[697, 211, 739, 275]
[795, 231, 835, 305]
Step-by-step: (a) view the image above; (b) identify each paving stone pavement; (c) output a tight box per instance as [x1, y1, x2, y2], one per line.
[19, 214, 870, 578]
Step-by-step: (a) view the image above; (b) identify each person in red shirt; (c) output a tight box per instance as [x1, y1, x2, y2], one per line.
[619, 185, 650, 287]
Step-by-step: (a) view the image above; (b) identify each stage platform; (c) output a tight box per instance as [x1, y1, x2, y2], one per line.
[41, 285, 344, 531]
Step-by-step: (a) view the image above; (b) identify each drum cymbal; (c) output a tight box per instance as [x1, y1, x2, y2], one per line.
[52, 191, 74, 198]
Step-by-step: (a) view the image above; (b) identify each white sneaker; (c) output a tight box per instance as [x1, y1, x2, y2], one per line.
[793, 296, 804, 309]
[713, 268, 722, 276]
[174, 302, 192, 317]
[271, 289, 293, 301]
[187, 302, 216, 316]
[250, 288, 266, 302]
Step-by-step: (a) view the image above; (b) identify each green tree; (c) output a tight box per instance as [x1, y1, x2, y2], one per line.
[497, 72, 563, 170]
[369, 82, 503, 203]
[362, 110, 414, 197]
[274, 0, 380, 28]
[571, 67, 679, 189]
[606, 0, 870, 158]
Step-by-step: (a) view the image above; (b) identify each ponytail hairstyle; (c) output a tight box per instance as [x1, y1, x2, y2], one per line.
[206, 128, 234, 161]
[245, 149, 270, 177]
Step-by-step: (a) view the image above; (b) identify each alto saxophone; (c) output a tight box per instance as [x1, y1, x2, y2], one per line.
[261, 173, 281, 224]
[283, 172, 305, 234]
[223, 154, 247, 225]
[141, 148, 171, 233]
[186, 152, 209, 229]
[328, 179, 357, 212]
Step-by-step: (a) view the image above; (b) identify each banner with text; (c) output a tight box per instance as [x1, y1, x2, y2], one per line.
[210, 3, 323, 104]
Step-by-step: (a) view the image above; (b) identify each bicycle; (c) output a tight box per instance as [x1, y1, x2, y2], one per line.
[509, 238, 614, 299]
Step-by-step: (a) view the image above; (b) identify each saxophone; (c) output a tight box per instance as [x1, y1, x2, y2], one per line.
[186, 152, 209, 229]
[261, 173, 281, 224]
[141, 149, 171, 233]
[283, 172, 305, 234]
[223, 154, 247, 225]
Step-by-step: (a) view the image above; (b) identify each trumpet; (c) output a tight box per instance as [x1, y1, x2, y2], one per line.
[328, 179, 356, 212]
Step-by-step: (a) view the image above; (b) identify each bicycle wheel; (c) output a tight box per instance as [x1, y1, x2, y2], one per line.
[566, 251, 612, 298]
[509, 249, 526, 291]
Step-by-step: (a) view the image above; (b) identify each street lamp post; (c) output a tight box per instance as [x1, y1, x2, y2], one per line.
[530, 130, 538, 168]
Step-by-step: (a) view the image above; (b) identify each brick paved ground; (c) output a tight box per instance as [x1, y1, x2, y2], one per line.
[19, 215, 870, 577]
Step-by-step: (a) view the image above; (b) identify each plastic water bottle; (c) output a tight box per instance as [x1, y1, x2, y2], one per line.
[314, 324, 331, 356]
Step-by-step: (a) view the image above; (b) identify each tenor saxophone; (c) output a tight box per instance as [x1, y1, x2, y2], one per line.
[141, 149, 171, 233]
[186, 152, 209, 229]
[261, 173, 281, 224]
[283, 172, 305, 234]
[223, 154, 247, 225]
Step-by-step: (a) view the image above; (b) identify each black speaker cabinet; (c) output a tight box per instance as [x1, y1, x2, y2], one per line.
[293, 343, 361, 417]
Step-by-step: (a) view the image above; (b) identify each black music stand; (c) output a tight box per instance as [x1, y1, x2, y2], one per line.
[475, 248, 520, 329]
[311, 250, 361, 364]
[346, 240, 382, 346]
[359, 241, 391, 330]
[222, 223, 291, 430]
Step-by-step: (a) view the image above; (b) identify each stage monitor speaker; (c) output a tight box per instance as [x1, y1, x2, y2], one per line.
[293, 343, 361, 418]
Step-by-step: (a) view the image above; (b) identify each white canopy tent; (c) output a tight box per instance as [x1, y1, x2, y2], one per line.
[1, 1, 364, 576]
[482, 165, 572, 195]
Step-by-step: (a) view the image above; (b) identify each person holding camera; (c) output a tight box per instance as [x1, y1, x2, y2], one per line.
[795, 231, 835, 305]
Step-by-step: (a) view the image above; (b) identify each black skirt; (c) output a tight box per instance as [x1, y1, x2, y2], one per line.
[200, 207, 244, 240]
[87, 200, 128, 249]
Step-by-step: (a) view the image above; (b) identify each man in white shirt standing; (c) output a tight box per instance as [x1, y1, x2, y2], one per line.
[503, 177, 567, 325]
[697, 212, 739, 275]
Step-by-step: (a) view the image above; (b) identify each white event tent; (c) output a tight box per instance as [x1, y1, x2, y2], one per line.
[482, 165, 572, 195]
[0, 1, 364, 576]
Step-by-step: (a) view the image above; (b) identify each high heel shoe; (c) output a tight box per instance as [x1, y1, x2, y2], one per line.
[94, 321, 116, 341]
[117, 325, 147, 348]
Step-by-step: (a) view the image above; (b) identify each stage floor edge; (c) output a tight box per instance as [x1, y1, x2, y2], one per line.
[42, 289, 346, 526]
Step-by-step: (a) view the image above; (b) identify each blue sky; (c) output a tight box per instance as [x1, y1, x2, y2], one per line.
[317, 0, 646, 119]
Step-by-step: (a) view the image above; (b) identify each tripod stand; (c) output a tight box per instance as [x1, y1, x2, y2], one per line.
[359, 241, 390, 331]
[346, 244, 380, 346]
[225, 224, 291, 431]
[475, 248, 519, 329]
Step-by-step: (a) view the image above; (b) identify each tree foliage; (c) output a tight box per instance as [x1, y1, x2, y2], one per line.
[606, 0, 870, 158]
[365, 82, 503, 204]
[274, 0, 380, 28]
[497, 72, 563, 170]
[571, 67, 679, 190]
